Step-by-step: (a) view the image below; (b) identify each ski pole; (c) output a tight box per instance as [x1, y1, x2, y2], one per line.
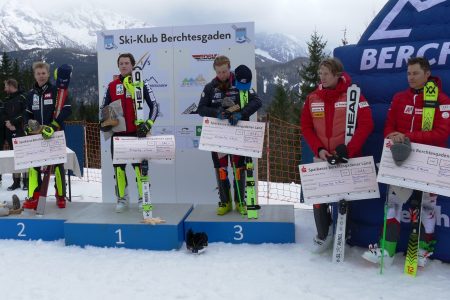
[380, 187, 389, 275]
[232, 162, 245, 217]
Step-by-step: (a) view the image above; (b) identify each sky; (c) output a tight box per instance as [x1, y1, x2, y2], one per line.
[1, 0, 388, 49]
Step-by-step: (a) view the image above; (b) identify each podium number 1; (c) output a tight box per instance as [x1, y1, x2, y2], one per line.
[115, 229, 125, 245]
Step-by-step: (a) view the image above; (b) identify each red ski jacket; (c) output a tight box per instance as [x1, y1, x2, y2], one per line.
[384, 76, 450, 147]
[301, 72, 374, 158]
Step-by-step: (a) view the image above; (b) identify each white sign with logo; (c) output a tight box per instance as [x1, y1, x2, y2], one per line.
[377, 139, 450, 197]
[97, 22, 255, 204]
[299, 156, 380, 205]
[113, 135, 176, 164]
[199, 117, 265, 158]
[13, 131, 67, 169]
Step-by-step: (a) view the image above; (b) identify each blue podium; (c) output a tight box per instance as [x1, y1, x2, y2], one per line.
[0, 202, 91, 241]
[184, 204, 295, 244]
[64, 203, 193, 250]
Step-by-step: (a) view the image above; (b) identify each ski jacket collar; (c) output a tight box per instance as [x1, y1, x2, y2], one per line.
[33, 81, 50, 94]
[315, 72, 352, 101]
[409, 75, 442, 94]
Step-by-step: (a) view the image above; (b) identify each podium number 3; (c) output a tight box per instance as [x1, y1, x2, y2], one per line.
[17, 222, 26, 237]
[233, 225, 244, 241]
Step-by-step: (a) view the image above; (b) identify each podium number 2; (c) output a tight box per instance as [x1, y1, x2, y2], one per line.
[115, 229, 125, 245]
[233, 225, 244, 241]
[17, 222, 26, 237]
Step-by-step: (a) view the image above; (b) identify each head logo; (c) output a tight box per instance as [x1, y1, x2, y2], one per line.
[205, 118, 210, 124]
[102, 33, 118, 50]
[232, 25, 251, 43]
[301, 166, 307, 173]
[13, 139, 18, 144]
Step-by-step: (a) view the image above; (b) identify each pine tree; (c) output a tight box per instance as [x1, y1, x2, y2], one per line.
[298, 31, 328, 105]
[0, 52, 12, 99]
[267, 82, 293, 122]
[11, 58, 20, 82]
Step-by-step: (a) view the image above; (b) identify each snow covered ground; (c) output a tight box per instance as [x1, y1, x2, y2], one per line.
[0, 174, 449, 300]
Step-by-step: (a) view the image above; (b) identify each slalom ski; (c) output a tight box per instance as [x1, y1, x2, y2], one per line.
[404, 194, 423, 276]
[332, 83, 360, 263]
[141, 160, 152, 218]
[127, 66, 153, 220]
[404, 80, 438, 276]
[245, 157, 260, 219]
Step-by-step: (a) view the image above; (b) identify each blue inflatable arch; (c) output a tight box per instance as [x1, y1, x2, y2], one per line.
[333, 0, 450, 261]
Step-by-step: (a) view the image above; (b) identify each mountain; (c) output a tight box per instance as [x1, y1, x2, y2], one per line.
[0, 1, 148, 52]
[255, 32, 306, 63]
[0, 2, 308, 119]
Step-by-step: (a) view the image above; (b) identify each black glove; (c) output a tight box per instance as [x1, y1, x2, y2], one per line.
[135, 119, 153, 138]
[327, 144, 349, 165]
[335, 144, 349, 163]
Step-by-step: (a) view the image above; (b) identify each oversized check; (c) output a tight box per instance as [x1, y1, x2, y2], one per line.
[13, 131, 67, 170]
[377, 139, 450, 197]
[198, 117, 265, 158]
[299, 156, 380, 205]
[113, 135, 175, 164]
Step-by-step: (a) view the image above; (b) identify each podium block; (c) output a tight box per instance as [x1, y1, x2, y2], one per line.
[0, 202, 91, 241]
[64, 203, 193, 250]
[184, 204, 295, 244]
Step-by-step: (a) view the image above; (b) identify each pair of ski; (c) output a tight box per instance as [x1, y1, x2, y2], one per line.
[233, 157, 260, 219]
[25, 64, 73, 216]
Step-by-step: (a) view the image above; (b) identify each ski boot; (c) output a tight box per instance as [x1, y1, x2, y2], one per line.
[361, 243, 395, 266]
[312, 204, 333, 253]
[7, 177, 21, 191]
[217, 201, 232, 215]
[56, 195, 66, 209]
[114, 165, 129, 213]
[418, 240, 435, 267]
[22, 191, 40, 210]
[233, 167, 247, 215]
[215, 168, 232, 216]
[22, 176, 28, 191]
[312, 225, 334, 253]
[115, 197, 129, 213]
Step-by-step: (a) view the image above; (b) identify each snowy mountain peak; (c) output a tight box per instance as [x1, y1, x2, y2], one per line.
[0, 0, 148, 51]
[255, 32, 306, 63]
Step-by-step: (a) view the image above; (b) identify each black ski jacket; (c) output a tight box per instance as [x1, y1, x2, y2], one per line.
[25, 81, 71, 127]
[198, 74, 262, 119]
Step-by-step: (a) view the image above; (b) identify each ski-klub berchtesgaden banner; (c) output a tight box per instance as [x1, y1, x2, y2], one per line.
[97, 23, 255, 205]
